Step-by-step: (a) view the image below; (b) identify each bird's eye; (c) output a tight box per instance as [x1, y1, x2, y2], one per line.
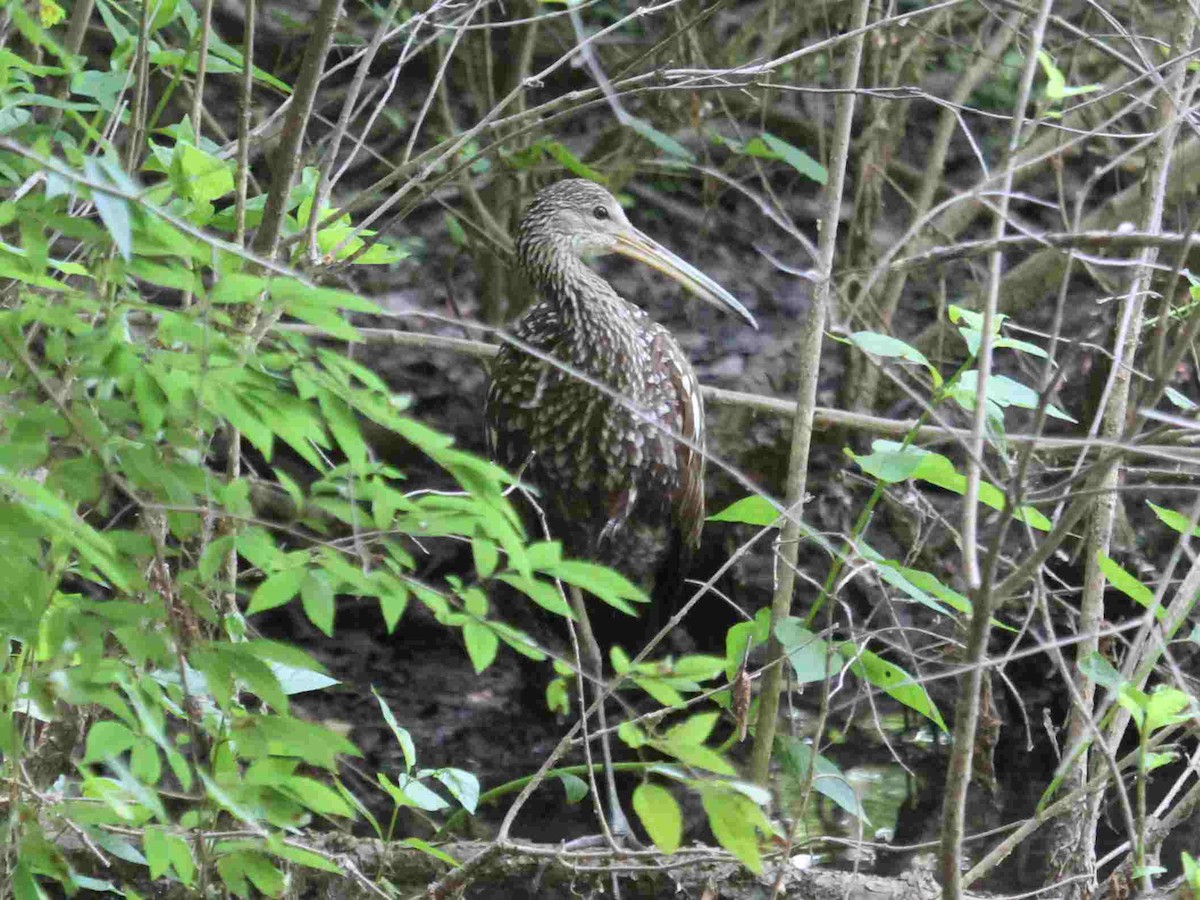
[592, 205, 609, 220]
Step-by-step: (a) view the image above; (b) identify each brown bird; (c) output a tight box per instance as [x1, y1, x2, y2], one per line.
[485, 178, 754, 844]
[486, 179, 756, 590]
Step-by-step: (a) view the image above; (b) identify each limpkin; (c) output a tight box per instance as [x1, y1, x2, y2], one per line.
[485, 179, 755, 841]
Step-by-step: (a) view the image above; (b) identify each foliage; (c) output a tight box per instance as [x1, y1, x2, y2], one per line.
[0, 129, 573, 890]
[5, 0, 1200, 896]
[712, 303, 1061, 749]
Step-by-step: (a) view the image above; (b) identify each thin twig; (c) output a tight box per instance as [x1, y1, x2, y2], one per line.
[748, 0, 871, 786]
[942, 3, 1052, 894]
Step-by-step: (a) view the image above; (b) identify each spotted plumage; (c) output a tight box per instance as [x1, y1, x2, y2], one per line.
[485, 180, 755, 583]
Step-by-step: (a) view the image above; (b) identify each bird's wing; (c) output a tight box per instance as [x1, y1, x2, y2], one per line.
[653, 333, 705, 550]
[484, 305, 555, 467]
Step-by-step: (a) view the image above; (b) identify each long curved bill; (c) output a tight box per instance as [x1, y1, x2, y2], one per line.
[614, 228, 758, 329]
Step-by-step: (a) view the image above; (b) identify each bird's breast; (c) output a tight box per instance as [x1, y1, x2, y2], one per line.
[486, 299, 702, 567]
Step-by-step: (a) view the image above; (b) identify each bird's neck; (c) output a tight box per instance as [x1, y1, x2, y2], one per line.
[532, 253, 638, 332]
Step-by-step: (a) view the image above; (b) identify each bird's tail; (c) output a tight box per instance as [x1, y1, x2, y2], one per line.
[647, 527, 696, 635]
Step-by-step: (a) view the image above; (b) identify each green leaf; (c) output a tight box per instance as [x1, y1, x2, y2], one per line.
[497, 574, 575, 618]
[462, 586, 488, 617]
[558, 772, 588, 803]
[192, 644, 288, 713]
[317, 389, 367, 473]
[246, 758, 299, 785]
[1181, 851, 1199, 887]
[1036, 50, 1101, 102]
[714, 131, 827, 184]
[846, 442, 926, 483]
[284, 776, 354, 817]
[84, 156, 132, 261]
[666, 742, 736, 775]
[210, 272, 268, 304]
[165, 832, 195, 885]
[433, 768, 480, 813]
[1037, 50, 1067, 100]
[143, 827, 169, 880]
[132, 369, 166, 432]
[665, 712, 719, 746]
[378, 579, 409, 634]
[884, 564, 972, 617]
[150, 0, 181, 30]
[839, 643, 947, 731]
[656, 717, 735, 776]
[443, 212, 467, 246]
[207, 386, 274, 460]
[699, 787, 769, 874]
[471, 536, 499, 579]
[778, 736, 867, 822]
[171, 141, 234, 207]
[247, 567, 306, 615]
[216, 851, 250, 897]
[632, 674, 686, 709]
[948, 305, 1005, 332]
[271, 274, 378, 317]
[300, 570, 335, 636]
[707, 494, 779, 526]
[269, 840, 343, 875]
[463, 620, 499, 673]
[267, 662, 339, 695]
[993, 336, 1049, 358]
[541, 140, 607, 183]
[633, 783, 683, 852]
[856, 543, 978, 619]
[546, 676, 570, 715]
[955, 371, 1076, 422]
[399, 837, 460, 866]
[758, 132, 827, 184]
[84, 720, 137, 763]
[12, 862, 41, 900]
[372, 686, 417, 771]
[241, 639, 329, 672]
[1147, 501, 1200, 537]
[1097, 553, 1162, 620]
[1164, 386, 1197, 412]
[1010, 503, 1053, 532]
[775, 618, 836, 683]
[378, 773, 449, 811]
[725, 609, 771, 680]
[240, 852, 284, 897]
[1117, 685, 1149, 732]
[626, 115, 695, 161]
[236, 715, 360, 769]
[89, 832, 146, 867]
[131, 739, 161, 785]
[844, 331, 936, 376]
[283, 298, 360, 341]
[1142, 686, 1192, 734]
[1131, 864, 1168, 879]
[544, 559, 649, 613]
[1142, 752, 1176, 773]
[610, 645, 632, 675]
[670, 654, 727, 680]
[848, 441, 1052, 531]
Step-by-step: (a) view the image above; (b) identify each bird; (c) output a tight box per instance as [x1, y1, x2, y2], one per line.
[484, 179, 755, 844]
[486, 179, 756, 591]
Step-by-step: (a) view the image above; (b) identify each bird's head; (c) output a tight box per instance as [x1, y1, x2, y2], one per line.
[517, 179, 757, 328]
